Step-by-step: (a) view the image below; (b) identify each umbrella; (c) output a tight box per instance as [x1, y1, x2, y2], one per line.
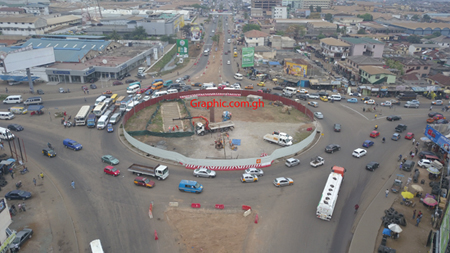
[411, 184, 424, 192]
[421, 137, 431, 143]
[401, 191, 414, 199]
[272, 78, 278, 82]
[423, 197, 438, 206]
[444, 90, 450, 94]
[388, 224, 403, 233]
[382, 228, 391, 236]
[427, 167, 440, 174]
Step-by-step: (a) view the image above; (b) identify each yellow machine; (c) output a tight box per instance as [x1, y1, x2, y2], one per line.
[234, 52, 237, 58]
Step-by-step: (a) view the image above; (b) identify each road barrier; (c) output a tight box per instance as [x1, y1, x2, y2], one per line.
[154, 230, 158, 240]
[215, 204, 225, 209]
[255, 214, 259, 224]
[242, 205, 251, 211]
[191, 203, 201, 208]
[149, 202, 153, 219]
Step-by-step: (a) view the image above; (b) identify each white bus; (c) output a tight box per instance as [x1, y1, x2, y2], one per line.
[90, 239, 104, 253]
[93, 102, 108, 117]
[75, 105, 91, 126]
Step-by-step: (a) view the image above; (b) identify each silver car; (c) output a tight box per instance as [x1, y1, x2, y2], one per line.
[273, 177, 294, 187]
[193, 168, 216, 178]
[404, 103, 419, 108]
[240, 173, 258, 183]
[244, 168, 264, 176]
[314, 112, 324, 119]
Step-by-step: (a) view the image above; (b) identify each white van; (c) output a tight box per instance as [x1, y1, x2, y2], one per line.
[0, 112, 14, 120]
[3, 95, 22, 104]
[95, 96, 106, 106]
[9, 107, 27, 114]
[90, 239, 104, 253]
[167, 89, 178, 94]
[283, 87, 297, 95]
[329, 94, 342, 101]
[201, 83, 215, 89]
[97, 115, 109, 130]
[227, 39, 231, 44]
[152, 91, 168, 99]
[234, 73, 243, 80]
[0, 127, 14, 140]
[109, 113, 122, 125]
[126, 101, 140, 112]
[138, 67, 145, 74]
[127, 84, 140, 94]
[24, 96, 42, 105]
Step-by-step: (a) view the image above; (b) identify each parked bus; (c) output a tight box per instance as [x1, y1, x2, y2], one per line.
[115, 96, 125, 107]
[120, 96, 133, 112]
[93, 102, 108, 117]
[75, 105, 91, 126]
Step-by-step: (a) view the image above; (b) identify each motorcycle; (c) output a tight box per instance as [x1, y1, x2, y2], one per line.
[20, 167, 29, 175]
[15, 181, 22, 189]
[374, 125, 378, 130]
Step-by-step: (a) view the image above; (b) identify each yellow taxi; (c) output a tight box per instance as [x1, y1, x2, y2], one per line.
[320, 96, 328, 102]
[257, 82, 265, 87]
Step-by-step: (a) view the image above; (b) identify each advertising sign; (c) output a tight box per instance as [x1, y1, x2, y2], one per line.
[177, 39, 189, 58]
[241, 47, 254, 68]
[284, 61, 308, 76]
[191, 25, 202, 42]
[424, 125, 450, 153]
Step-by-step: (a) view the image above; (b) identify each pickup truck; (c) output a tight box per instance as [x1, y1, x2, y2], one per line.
[391, 175, 404, 193]
[263, 134, 292, 146]
[272, 131, 293, 141]
[310, 156, 324, 168]
[127, 163, 169, 180]
[395, 124, 407, 133]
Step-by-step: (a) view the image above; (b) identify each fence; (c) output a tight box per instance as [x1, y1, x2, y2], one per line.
[123, 90, 317, 169]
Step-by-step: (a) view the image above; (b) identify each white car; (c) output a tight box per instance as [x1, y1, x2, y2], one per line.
[381, 101, 392, 107]
[298, 89, 308, 94]
[418, 159, 432, 168]
[352, 148, 367, 158]
[307, 93, 320, 99]
[273, 177, 294, 187]
[240, 173, 258, 183]
[227, 60, 231, 65]
[193, 168, 216, 178]
[244, 168, 264, 176]
[285, 158, 300, 167]
[176, 78, 182, 83]
[143, 96, 151, 101]
[364, 99, 375, 105]
[314, 112, 324, 119]
[134, 94, 142, 100]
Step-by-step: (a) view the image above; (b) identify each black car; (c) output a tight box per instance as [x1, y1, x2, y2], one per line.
[296, 94, 307, 100]
[361, 96, 371, 101]
[90, 84, 97, 89]
[181, 86, 192, 92]
[7, 124, 23, 131]
[428, 112, 443, 118]
[333, 124, 341, 132]
[124, 73, 131, 77]
[261, 88, 271, 93]
[273, 86, 283, 90]
[436, 119, 449, 124]
[89, 78, 98, 83]
[183, 75, 190, 80]
[10, 228, 33, 250]
[419, 151, 437, 159]
[193, 82, 202, 87]
[318, 91, 329, 97]
[273, 93, 281, 96]
[366, 162, 379, 171]
[325, 144, 341, 153]
[387, 115, 402, 121]
[5, 190, 31, 200]
[42, 148, 56, 157]
[37, 89, 44, 95]
[126, 79, 138, 83]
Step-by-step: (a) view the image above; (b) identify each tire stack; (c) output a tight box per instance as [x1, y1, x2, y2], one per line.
[429, 182, 441, 195]
[378, 244, 396, 253]
[382, 208, 406, 228]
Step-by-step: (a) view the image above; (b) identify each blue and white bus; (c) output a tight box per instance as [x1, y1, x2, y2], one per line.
[128, 81, 141, 88]
[120, 96, 133, 112]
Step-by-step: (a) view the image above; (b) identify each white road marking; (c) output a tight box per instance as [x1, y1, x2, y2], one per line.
[340, 104, 369, 120]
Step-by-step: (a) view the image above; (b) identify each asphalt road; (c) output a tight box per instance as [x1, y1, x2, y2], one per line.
[3, 17, 436, 253]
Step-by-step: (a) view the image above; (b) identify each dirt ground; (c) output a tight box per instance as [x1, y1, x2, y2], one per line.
[164, 208, 256, 253]
[126, 96, 313, 159]
[374, 164, 441, 253]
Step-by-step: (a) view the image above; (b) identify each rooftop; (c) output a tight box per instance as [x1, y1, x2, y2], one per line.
[348, 55, 384, 65]
[244, 30, 269, 38]
[391, 57, 430, 66]
[390, 22, 450, 30]
[402, 73, 420, 81]
[340, 37, 384, 45]
[309, 21, 336, 28]
[0, 16, 41, 23]
[46, 15, 81, 25]
[359, 66, 394, 75]
[411, 44, 441, 48]
[428, 73, 450, 86]
[320, 38, 350, 47]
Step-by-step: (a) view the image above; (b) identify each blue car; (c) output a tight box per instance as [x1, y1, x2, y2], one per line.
[362, 140, 374, 148]
[347, 98, 358, 103]
[107, 124, 113, 133]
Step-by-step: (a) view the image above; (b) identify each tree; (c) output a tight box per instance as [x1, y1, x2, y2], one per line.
[316, 6, 322, 12]
[407, 35, 421, 44]
[212, 34, 220, 43]
[357, 28, 366, 34]
[107, 30, 121, 41]
[275, 31, 285, 36]
[309, 5, 314, 12]
[357, 13, 373, 21]
[244, 12, 249, 20]
[411, 14, 420, 21]
[325, 13, 333, 22]
[432, 31, 441, 37]
[181, 24, 191, 36]
[286, 25, 305, 40]
[219, 3, 224, 10]
[422, 14, 431, 22]
[242, 24, 261, 32]
[128, 26, 147, 40]
[386, 59, 404, 75]
[308, 12, 321, 19]
[317, 32, 326, 40]
[160, 35, 177, 44]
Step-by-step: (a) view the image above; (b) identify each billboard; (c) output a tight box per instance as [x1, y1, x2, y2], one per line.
[4, 47, 55, 72]
[191, 25, 202, 42]
[241, 47, 254, 68]
[177, 39, 189, 58]
[285, 61, 308, 76]
[424, 125, 450, 153]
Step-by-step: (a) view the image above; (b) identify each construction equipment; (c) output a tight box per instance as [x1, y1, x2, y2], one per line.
[222, 111, 232, 121]
[173, 116, 235, 136]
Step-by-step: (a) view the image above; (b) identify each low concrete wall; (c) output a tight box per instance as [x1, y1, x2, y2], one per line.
[123, 90, 317, 170]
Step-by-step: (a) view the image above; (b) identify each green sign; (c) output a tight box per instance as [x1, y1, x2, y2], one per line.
[242, 47, 254, 68]
[177, 39, 189, 58]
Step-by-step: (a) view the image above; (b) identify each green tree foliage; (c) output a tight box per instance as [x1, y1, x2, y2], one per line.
[219, 3, 224, 10]
[325, 13, 333, 22]
[212, 34, 220, 43]
[357, 28, 366, 34]
[386, 59, 404, 75]
[124, 26, 147, 40]
[317, 32, 326, 39]
[308, 12, 321, 19]
[407, 35, 421, 44]
[275, 31, 285, 36]
[242, 24, 261, 32]
[244, 12, 249, 20]
[286, 25, 305, 40]
[160, 35, 177, 44]
[422, 14, 431, 22]
[309, 5, 314, 12]
[106, 30, 121, 41]
[411, 14, 420, 21]
[357, 13, 373, 21]
[316, 6, 322, 12]
[433, 31, 441, 37]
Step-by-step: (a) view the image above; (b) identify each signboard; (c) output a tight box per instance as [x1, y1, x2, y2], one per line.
[153, 48, 158, 60]
[241, 47, 254, 68]
[177, 39, 189, 58]
[52, 71, 70, 75]
[424, 125, 450, 153]
[284, 61, 307, 76]
[191, 26, 202, 41]
[84, 67, 95, 76]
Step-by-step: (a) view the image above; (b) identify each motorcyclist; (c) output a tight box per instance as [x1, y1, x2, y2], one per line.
[382, 137, 385, 143]
[375, 125, 378, 130]
[398, 154, 402, 161]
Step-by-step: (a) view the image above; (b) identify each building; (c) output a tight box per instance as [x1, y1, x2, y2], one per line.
[320, 37, 350, 61]
[0, 8, 25, 15]
[359, 66, 396, 84]
[275, 19, 322, 31]
[401, 73, 427, 86]
[0, 15, 81, 36]
[408, 44, 441, 55]
[336, 55, 384, 81]
[251, 8, 264, 19]
[301, 0, 332, 9]
[391, 57, 431, 77]
[270, 35, 296, 49]
[244, 30, 269, 47]
[0, 198, 14, 249]
[272, 6, 287, 19]
[129, 14, 184, 36]
[23, 3, 49, 16]
[333, 14, 363, 26]
[307, 21, 336, 35]
[427, 73, 450, 87]
[429, 36, 450, 47]
[340, 37, 385, 58]
[387, 22, 450, 36]
[251, 0, 282, 11]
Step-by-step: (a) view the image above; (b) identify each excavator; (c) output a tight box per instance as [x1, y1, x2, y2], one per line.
[173, 116, 234, 136]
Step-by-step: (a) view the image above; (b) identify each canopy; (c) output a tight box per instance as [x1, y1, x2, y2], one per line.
[388, 224, 403, 233]
[427, 167, 440, 174]
[420, 137, 431, 143]
[423, 197, 438, 206]
[401, 191, 414, 199]
[27, 105, 44, 111]
[382, 228, 391, 236]
[411, 184, 424, 192]
[444, 90, 450, 94]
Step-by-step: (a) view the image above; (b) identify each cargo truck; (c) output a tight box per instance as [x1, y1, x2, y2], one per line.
[173, 116, 235, 136]
[316, 166, 345, 221]
[127, 163, 169, 180]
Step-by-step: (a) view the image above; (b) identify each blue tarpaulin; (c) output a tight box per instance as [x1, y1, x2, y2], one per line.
[232, 139, 241, 146]
[268, 61, 281, 66]
[0, 75, 39, 82]
[382, 228, 391, 236]
[27, 105, 44, 111]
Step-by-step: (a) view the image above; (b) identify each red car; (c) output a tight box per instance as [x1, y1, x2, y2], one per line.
[405, 132, 414, 140]
[137, 88, 149, 94]
[133, 177, 155, 188]
[104, 166, 120, 176]
[370, 131, 380, 138]
[113, 81, 123, 86]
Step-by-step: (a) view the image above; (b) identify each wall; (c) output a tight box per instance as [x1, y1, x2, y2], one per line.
[123, 90, 316, 170]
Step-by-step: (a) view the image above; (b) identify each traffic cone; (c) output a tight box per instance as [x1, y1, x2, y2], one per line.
[155, 230, 158, 240]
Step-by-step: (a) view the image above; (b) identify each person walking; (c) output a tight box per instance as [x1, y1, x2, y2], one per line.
[375, 114, 377, 119]
[10, 172, 13, 179]
[354, 204, 359, 213]
[39, 172, 44, 180]
[87, 90, 89, 94]
[412, 138, 415, 145]
[33, 178, 36, 186]
[385, 189, 389, 198]
[5, 87, 8, 93]
[64, 121, 67, 128]
[84, 97, 87, 102]
[416, 142, 419, 147]
[416, 216, 422, 226]
[71, 181, 75, 189]
[430, 106, 433, 111]
[412, 210, 416, 219]
[399, 163, 403, 170]
[415, 147, 418, 154]
[0, 143, 4, 150]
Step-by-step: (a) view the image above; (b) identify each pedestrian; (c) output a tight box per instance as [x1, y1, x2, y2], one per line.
[64, 121, 67, 128]
[375, 114, 377, 119]
[5, 87, 8, 93]
[83, 90, 86, 94]
[410, 150, 413, 156]
[415, 147, 418, 154]
[61, 117, 65, 124]
[385, 189, 389, 198]
[33, 178, 36, 186]
[84, 97, 87, 102]
[376, 103, 379, 107]
[418, 210, 422, 217]
[40, 172, 44, 180]
[390, 104, 393, 109]
[412, 138, 415, 145]
[71, 181, 75, 189]
[416, 142, 419, 147]
[363, 108, 366, 112]
[0, 143, 4, 150]
[430, 106, 433, 111]
[64, 111, 66, 117]
[87, 90, 89, 94]
[412, 209, 416, 219]
[399, 163, 403, 170]
[416, 216, 421, 226]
